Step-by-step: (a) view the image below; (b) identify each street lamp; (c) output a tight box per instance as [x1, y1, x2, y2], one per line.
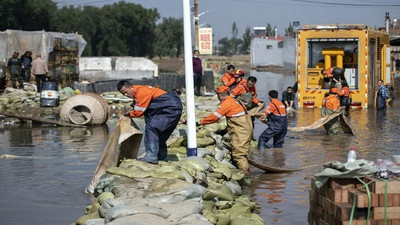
[193, 8, 210, 49]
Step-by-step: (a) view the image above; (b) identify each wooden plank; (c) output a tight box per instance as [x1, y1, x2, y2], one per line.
[0, 111, 85, 127]
[372, 207, 400, 220]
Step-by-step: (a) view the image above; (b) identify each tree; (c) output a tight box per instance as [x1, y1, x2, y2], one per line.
[241, 26, 251, 54]
[231, 22, 239, 54]
[0, 0, 57, 31]
[285, 22, 294, 37]
[218, 37, 231, 55]
[266, 23, 272, 36]
[154, 17, 183, 58]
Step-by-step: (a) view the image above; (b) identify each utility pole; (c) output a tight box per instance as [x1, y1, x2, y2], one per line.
[194, 0, 199, 49]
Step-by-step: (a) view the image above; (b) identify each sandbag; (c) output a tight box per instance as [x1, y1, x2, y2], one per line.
[98, 191, 115, 205]
[175, 214, 213, 225]
[150, 198, 203, 222]
[203, 185, 234, 201]
[105, 204, 170, 222]
[85, 219, 105, 225]
[106, 214, 168, 225]
[231, 214, 265, 225]
[147, 184, 207, 203]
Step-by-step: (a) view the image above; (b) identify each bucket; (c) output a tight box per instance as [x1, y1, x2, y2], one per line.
[40, 82, 59, 107]
[60, 93, 110, 125]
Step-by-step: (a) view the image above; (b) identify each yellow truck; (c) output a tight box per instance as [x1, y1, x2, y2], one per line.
[296, 24, 392, 108]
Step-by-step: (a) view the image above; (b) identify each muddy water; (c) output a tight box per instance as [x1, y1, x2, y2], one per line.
[250, 71, 400, 224]
[0, 72, 399, 225]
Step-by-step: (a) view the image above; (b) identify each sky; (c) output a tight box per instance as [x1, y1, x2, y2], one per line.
[54, 0, 400, 41]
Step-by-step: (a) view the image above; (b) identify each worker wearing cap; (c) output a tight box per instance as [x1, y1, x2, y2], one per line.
[117, 80, 182, 163]
[322, 87, 340, 135]
[251, 90, 287, 149]
[231, 73, 263, 110]
[199, 86, 253, 176]
[221, 64, 236, 90]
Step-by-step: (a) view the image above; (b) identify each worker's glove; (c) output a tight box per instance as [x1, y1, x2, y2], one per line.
[195, 122, 201, 127]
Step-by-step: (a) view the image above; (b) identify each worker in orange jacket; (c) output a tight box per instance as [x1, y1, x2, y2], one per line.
[322, 87, 340, 135]
[118, 80, 182, 163]
[251, 90, 287, 149]
[231, 74, 263, 109]
[199, 86, 253, 176]
[221, 64, 236, 90]
[338, 80, 351, 116]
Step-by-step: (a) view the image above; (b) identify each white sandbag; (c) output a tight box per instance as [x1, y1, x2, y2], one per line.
[147, 184, 207, 203]
[150, 198, 203, 222]
[175, 213, 213, 225]
[85, 219, 105, 225]
[106, 214, 168, 225]
[105, 204, 170, 222]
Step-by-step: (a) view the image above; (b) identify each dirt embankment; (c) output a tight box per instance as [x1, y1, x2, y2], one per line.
[152, 55, 251, 75]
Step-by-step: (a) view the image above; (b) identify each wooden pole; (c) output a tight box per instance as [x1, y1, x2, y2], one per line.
[194, 0, 199, 49]
[0, 111, 85, 128]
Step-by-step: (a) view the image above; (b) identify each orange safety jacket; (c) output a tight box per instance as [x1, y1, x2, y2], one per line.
[339, 86, 351, 98]
[200, 96, 246, 125]
[230, 79, 260, 104]
[263, 99, 286, 116]
[322, 94, 340, 110]
[221, 72, 235, 87]
[129, 85, 166, 118]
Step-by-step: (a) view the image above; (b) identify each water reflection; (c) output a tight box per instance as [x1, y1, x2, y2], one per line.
[0, 123, 110, 225]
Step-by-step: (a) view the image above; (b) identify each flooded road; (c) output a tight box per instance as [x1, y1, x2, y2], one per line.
[0, 71, 399, 225]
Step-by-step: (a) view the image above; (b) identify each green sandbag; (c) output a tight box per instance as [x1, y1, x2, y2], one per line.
[230, 169, 245, 181]
[175, 160, 205, 177]
[203, 211, 218, 224]
[151, 165, 184, 179]
[212, 163, 232, 179]
[214, 211, 231, 225]
[234, 196, 256, 211]
[98, 191, 115, 205]
[75, 211, 100, 225]
[169, 136, 185, 148]
[197, 136, 215, 147]
[168, 146, 187, 154]
[204, 123, 221, 133]
[202, 200, 215, 213]
[231, 213, 265, 225]
[149, 179, 189, 193]
[107, 166, 152, 178]
[119, 159, 160, 171]
[203, 185, 234, 201]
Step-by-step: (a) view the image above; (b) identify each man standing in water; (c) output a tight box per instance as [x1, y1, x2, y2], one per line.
[251, 90, 287, 149]
[199, 86, 253, 176]
[377, 79, 388, 111]
[117, 80, 182, 164]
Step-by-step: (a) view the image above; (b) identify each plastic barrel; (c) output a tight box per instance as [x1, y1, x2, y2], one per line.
[60, 93, 110, 125]
[40, 82, 59, 107]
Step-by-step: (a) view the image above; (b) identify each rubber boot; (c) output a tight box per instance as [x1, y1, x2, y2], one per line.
[137, 141, 159, 164]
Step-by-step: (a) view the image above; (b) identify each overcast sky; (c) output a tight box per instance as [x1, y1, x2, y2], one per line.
[55, 0, 400, 41]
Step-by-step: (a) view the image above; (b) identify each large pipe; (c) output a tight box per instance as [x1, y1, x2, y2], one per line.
[183, 0, 198, 156]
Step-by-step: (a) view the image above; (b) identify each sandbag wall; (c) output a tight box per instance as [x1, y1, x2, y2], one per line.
[309, 177, 400, 225]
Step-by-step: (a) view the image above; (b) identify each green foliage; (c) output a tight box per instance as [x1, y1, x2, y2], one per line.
[285, 22, 295, 37]
[0, 0, 57, 31]
[240, 26, 251, 54]
[154, 17, 183, 58]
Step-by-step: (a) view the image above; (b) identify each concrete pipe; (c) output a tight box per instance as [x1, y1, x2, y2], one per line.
[60, 93, 110, 125]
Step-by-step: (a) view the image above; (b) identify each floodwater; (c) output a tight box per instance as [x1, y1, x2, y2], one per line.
[0, 71, 399, 225]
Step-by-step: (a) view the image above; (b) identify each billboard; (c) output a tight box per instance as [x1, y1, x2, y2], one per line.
[198, 27, 212, 55]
